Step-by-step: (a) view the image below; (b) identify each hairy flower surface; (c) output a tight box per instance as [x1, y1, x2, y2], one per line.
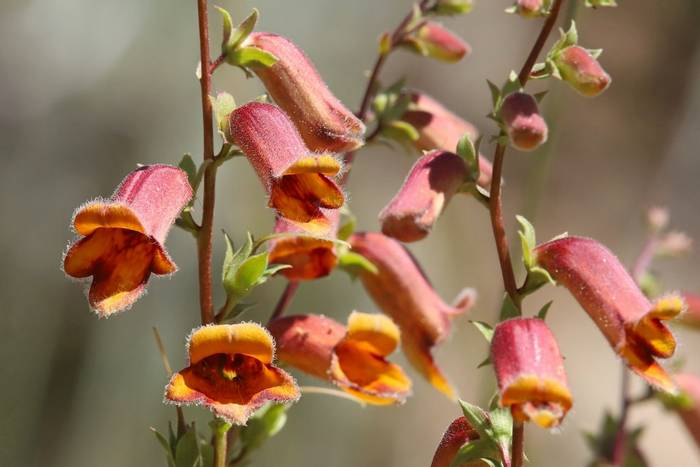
[675, 373, 700, 447]
[430, 417, 484, 467]
[402, 91, 492, 188]
[554, 45, 611, 97]
[165, 323, 300, 425]
[244, 32, 365, 152]
[349, 232, 476, 399]
[500, 92, 548, 151]
[379, 150, 467, 242]
[63, 165, 192, 316]
[535, 236, 683, 392]
[268, 210, 339, 281]
[228, 102, 344, 234]
[491, 318, 572, 428]
[268, 312, 411, 404]
[414, 22, 471, 63]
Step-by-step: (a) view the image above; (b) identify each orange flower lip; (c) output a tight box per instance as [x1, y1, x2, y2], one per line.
[165, 323, 300, 425]
[63, 165, 192, 316]
[228, 102, 344, 235]
[268, 312, 412, 405]
[534, 236, 683, 393]
[491, 318, 572, 428]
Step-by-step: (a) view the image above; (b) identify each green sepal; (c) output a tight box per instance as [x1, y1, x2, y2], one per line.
[222, 232, 254, 289]
[477, 355, 492, 368]
[174, 425, 202, 467]
[150, 427, 176, 467]
[228, 8, 259, 51]
[338, 251, 378, 279]
[456, 400, 512, 467]
[499, 293, 521, 320]
[585, 0, 617, 7]
[214, 6, 234, 52]
[378, 32, 393, 56]
[516, 215, 536, 269]
[536, 301, 553, 320]
[519, 266, 555, 296]
[227, 46, 278, 70]
[430, 0, 474, 16]
[178, 154, 197, 191]
[471, 320, 494, 342]
[337, 206, 357, 242]
[656, 389, 694, 411]
[218, 302, 257, 323]
[210, 92, 236, 136]
[458, 400, 491, 440]
[380, 120, 420, 144]
[450, 440, 501, 467]
[456, 134, 481, 183]
[487, 80, 501, 109]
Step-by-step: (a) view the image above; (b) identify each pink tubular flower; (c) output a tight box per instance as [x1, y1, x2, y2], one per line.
[675, 373, 700, 447]
[379, 150, 467, 242]
[554, 46, 611, 97]
[534, 236, 683, 392]
[491, 318, 572, 428]
[63, 165, 192, 316]
[228, 102, 344, 234]
[268, 312, 412, 405]
[431, 417, 484, 467]
[500, 92, 548, 151]
[243, 32, 365, 153]
[348, 232, 476, 399]
[414, 22, 470, 63]
[679, 292, 700, 328]
[268, 210, 340, 281]
[402, 91, 492, 188]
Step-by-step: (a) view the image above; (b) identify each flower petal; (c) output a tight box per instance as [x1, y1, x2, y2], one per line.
[188, 324, 275, 365]
[73, 202, 145, 237]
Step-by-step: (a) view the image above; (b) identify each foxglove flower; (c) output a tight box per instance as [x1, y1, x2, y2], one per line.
[535, 236, 683, 392]
[413, 22, 470, 63]
[63, 165, 192, 316]
[554, 46, 611, 97]
[512, 0, 547, 17]
[349, 232, 476, 398]
[269, 312, 412, 404]
[430, 417, 482, 467]
[165, 323, 300, 425]
[500, 92, 548, 151]
[228, 102, 344, 234]
[402, 91, 492, 188]
[491, 318, 572, 428]
[243, 32, 365, 153]
[675, 373, 700, 447]
[268, 210, 339, 281]
[379, 150, 467, 242]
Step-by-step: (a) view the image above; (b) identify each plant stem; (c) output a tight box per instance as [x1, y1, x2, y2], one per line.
[196, 0, 216, 326]
[268, 280, 300, 324]
[486, 2, 564, 465]
[214, 423, 229, 467]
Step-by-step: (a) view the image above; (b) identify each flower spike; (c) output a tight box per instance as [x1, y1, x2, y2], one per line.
[63, 164, 192, 316]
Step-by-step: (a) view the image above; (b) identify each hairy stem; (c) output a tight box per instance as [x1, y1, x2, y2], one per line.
[196, 0, 216, 326]
[487, 1, 565, 465]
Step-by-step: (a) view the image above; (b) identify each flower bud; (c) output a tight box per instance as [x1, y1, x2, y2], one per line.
[63, 165, 192, 315]
[268, 312, 412, 404]
[243, 32, 365, 152]
[228, 102, 344, 234]
[512, 0, 547, 17]
[554, 46, 611, 97]
[413, 22, 470, 63]
[431, 417, 483, 467]
[349, 232, 476, 398]
[674, 373, 700, 447]
[402, 91, 492, 188]
[646, 206, 669, 233]
[379, 150, 467, 242]
[268, 210, 340, 281]
[491, 318, 572, 428]
[534, 236, 683, 392]
[500, 92, 548, 151]
[657, 231, 693, 257]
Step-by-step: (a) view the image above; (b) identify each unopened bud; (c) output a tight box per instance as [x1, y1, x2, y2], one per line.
[554, 46, 611, 97]
[500, 92, 548, 151]
[413, 22, 470, 63]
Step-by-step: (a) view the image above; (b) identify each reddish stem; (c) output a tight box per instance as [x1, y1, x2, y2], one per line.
[210, 53, 226, 74]
[196, 0, 216, 326]
[268, 281, 300, 325]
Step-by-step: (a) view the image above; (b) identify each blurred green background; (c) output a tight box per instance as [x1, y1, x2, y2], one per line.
[2, 0, 700, 465]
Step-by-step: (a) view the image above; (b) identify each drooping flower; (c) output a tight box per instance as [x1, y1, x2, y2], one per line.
[63, 164, 192, 316]
[268, 312, 412, 404]
[500, 92, 548, 151]
[165, 323, 300, 425]
[268, 210, 340, 281]
[674, 373, 700, 447]
[243, 32, 365, 153]
[379, 150, 467, 242]
[348, 232, 476, 399]
[228, 102, 344, 234]
[402, 91, 492, 188]
[534, 236, 683, 392]
[430, 417, 485, 467]
[491, 318, 572, 428]
[412, 22, 471, 63]
[553, 45, 611, 97]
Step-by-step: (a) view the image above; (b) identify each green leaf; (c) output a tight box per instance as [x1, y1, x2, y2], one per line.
[477, 355, 492, 368]
[222, 231, 254, 289]
[520, 266, 555, 296]
[488, 406, 513, 447]
[499, 293, 521, 320]
[585, 0, 617, 7]
[380, 120, 420, 143]
[516, 214, 536, 269]
[338, 251, 378, 278]
[214, 6, 233, 52]
[175, 426, 201, 467]
[450, 440, 499, 467]
[229, 9, 259, 51]
[229, 252, 269, 297]
[227, 46, 278, 69]
[456, 134, 481, 183]
[471, 320, 494, 342]
[210, 92, 236, 136]
[378, 32, 393, 55]
[458, 400, 491, 440]
[178, 154, 197, 191]
[537, 301, 553, 320]
[487, 80, 501, 108]
[240, 404, 289, 454]
[150, 428, 176, 467]
[431, 0, 474, 16]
